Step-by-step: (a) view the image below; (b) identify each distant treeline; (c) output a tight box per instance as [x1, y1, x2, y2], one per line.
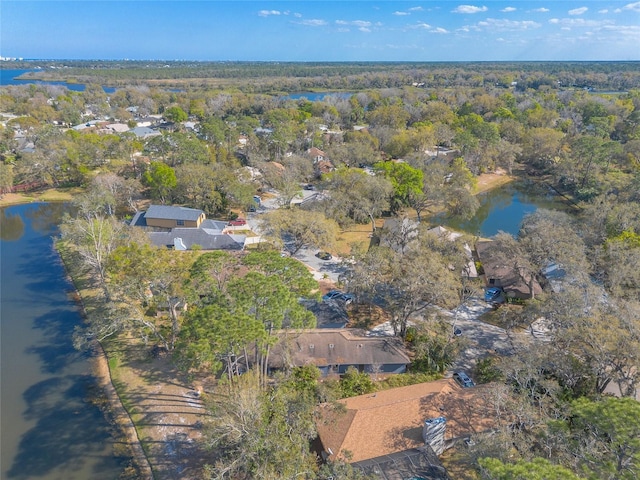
[6, 60, 640, 92]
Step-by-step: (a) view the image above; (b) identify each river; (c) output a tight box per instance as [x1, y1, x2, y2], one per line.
[0, 203, 125, 479]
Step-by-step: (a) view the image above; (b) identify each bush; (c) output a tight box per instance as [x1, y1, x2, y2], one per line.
[474, 356, 504, 384]
[379, 372, 442, 389]
[339, 367, 376, 398]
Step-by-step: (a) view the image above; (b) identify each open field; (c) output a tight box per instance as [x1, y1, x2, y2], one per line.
[0, 188, 83, 207]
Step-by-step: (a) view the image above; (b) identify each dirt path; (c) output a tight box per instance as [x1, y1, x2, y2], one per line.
[92, 343, 155, 479]
[107, 340, 214, 480]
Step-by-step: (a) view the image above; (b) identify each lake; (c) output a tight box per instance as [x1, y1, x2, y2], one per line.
[432, 180, 572, 237]
[0, 203, 125, 479]
[0, 69, 116, 93]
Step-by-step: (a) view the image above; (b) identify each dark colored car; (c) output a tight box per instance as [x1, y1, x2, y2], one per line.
[303, 184, 314, 190]
[322, 290, 355, 305]
[315, 251, 332, 260]
[228, 218, 247, 226]
[453, 327, 462, 337]
[453, 371, 475, 388]
[484, 287, 503, 303]
[322, 290, 344, 301]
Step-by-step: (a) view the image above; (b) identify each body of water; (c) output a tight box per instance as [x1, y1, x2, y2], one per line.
[432, 180, 572, 237]
[284, 91, 352, 101]
[0, 69, 116, 93]
[0, 203, 125, 479]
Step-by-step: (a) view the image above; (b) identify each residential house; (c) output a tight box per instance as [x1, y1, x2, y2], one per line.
[380, 221, 478, 277]
[315, 379, 498, 463]
[427, 226, 478, 278]
[315, 160, 335, 175]
[307, 147, 326, 162]
[130, 126, 161, 139]
[148, 228, 245, 251]
[131, 205, 206, 229]
[306, 147, 335, 175]
[352, 448, 450, 480]
[131, 206, 248, 251]
[476, 240, 542, 299]
[267, 329, 410, 376]
[105, 123, 130, 134]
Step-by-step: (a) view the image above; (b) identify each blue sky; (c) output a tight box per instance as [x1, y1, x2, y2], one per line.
[2, 1, 639, 61]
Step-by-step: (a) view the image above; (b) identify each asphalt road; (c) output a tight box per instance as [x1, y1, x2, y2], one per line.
[247, 188, 528, 378]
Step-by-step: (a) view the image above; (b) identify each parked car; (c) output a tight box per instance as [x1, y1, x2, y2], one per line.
[228, 218, 247, 226]
[322, 290, 344, 301]
[315, 251, 332, 260]
[453, 371, 475, 388]
[303, 183, 314, 190]
[322, 291, 355, 305]
[453, 327, 462, 337]
[484, 287, 503, 303]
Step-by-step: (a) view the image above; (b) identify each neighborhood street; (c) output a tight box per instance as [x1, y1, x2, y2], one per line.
[246, 188, 532, 377]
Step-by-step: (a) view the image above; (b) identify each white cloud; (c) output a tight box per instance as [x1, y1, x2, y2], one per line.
[501, 7, 517, 13]
[359, 27, 371, 33]
[532, 8, 550, 13]
[258, 10, 281, 17]
[299, 19, 327, 27]
[431, 27, 449, 34]
[475, 18, 541, 31]
[602, 24, 640, 38]
[549, 18, 614, 27]
[393, 11, 410, 16]
[411, 22, 432, 29]
[568, 7, 588, 16]
[452, 5, 488, 14]
[293, 13, 302, 18]
[336, 20, 373, 28]
[623, 2, 640, 12]
[599, 9, 609, 14]
[409, 7, 424, 12]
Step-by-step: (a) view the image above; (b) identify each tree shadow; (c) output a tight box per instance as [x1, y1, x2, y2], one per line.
[27, 308, 86, 375]
[6, 375, 125, 479]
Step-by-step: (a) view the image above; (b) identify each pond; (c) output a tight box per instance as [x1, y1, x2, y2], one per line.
[431, 180, 574, 238]
[0, 203, 126, 479]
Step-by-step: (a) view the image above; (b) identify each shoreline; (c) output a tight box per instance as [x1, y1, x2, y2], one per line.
[2, 168, 519, 478]
[58, 243, 154, 479]
[90, 342, 155, 480]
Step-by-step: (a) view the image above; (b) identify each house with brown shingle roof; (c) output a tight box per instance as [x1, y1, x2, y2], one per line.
[316, 379, 498, 463]
[268, 329, 410, 376]
[307, 147, 326, 162]
[476, 240, 542, 299]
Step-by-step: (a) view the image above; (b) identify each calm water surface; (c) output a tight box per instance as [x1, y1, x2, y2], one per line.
[433, 180, 572, 237]
[1, 203, 124, 479]
[0, 69, 115, 93]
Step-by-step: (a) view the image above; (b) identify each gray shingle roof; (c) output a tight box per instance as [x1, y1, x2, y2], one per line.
[146, 205, 204, 222]
[353, 448, 450, 480]
[148, 228, 245, 250]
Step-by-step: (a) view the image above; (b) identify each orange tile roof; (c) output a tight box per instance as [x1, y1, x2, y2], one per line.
[316, 379, 497, 463]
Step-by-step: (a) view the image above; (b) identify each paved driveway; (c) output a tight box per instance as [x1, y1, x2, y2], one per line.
[368, 298, 530, 373]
